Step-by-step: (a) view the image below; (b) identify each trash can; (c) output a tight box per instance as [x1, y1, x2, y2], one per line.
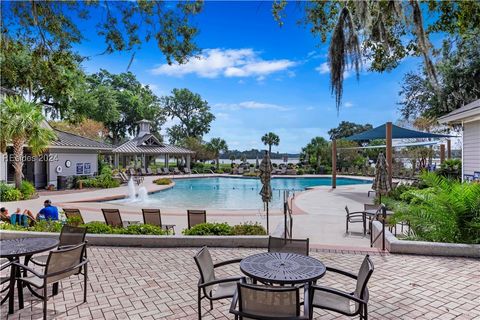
[57, 176, 68, 190]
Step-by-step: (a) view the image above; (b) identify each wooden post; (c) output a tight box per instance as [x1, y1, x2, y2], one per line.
[447, 139, 451, 159]
[440, 144, 446, 164]
[386, 122, 393, 185]
[332, 139, 337, 189]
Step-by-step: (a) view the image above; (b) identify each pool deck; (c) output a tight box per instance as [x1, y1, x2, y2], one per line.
[2, 174, 375, 247]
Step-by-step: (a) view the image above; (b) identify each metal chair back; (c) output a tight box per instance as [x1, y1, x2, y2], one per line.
[268, 236, 309, 256]
[59, 225, 87, 247]
[363, 204, 380, 212]
[354, 255, 374, 308]
[45, 243, 86, 284]
[236, 282, 301, 318]
[63, 209, 84, 224]
[188, 210, 206, 229]
[142, 209, 162, 227]
[102, 208, 123, 227]
[194, 246, 216, 296]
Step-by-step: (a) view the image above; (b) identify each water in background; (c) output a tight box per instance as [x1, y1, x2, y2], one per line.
[113, 177, 369, 210]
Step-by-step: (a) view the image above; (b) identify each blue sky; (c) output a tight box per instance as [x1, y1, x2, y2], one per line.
[75, 1, 424, 153]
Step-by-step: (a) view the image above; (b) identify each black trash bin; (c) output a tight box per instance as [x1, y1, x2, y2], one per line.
[57, 176, 68, 190]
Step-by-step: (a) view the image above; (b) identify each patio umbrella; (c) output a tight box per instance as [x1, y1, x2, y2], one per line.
[259, 151, 273, 234]
[256, 155, 259, 168]
[372, 152, 392, 203]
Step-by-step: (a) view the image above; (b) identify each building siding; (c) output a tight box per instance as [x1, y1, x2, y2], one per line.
[463, 120, 480, 176]
[47, 149, 99, 187]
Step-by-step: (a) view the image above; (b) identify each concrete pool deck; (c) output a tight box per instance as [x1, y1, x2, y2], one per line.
[1, 174, 375, 247]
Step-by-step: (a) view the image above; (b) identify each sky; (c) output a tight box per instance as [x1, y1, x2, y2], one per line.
[74, 1, 425, 153]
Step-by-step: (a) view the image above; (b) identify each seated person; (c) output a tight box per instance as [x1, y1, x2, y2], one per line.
[0, 207, 35, 227]
[37, 199, 59, 221]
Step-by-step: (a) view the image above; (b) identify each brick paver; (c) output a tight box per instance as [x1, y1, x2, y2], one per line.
[2, 247, 479, 319]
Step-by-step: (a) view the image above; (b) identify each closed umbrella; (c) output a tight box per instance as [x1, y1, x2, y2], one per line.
[259, 151, 273, 234]
[372, 152, 392, 203]
[256, 155, 259, 168]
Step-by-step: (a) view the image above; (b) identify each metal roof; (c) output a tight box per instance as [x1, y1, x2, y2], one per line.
[112, 133, 194, 155]
[345, 123, 454, 141]
[438, 99, 480, 124]
[50, 130, 114, 150]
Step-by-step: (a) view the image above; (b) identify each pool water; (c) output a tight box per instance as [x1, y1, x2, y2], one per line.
[114, 177, 370, 210]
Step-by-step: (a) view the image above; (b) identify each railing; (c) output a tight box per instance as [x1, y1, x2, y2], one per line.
[370, 204, 387, 251]
[283, 190, 294, 239]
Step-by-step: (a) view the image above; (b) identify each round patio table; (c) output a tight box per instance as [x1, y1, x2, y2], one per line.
[0, 237, 59, 314]
[240, 252, 326, 285]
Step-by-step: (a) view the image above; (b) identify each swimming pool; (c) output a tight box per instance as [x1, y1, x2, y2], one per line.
[113, 177, 371, 210]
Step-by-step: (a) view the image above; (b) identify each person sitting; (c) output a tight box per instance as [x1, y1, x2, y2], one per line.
[37, 199, 59, 221]
[0, 207, 35, 227]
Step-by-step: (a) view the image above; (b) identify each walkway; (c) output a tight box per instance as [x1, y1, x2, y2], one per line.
[2, 247, 479, 319]
[2, 175, 376, 247]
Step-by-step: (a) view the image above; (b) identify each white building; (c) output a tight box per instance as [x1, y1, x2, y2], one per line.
[439, 99, 480, 180]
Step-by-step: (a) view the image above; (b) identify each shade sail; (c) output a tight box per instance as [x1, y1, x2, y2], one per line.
[345, 124, 454, 141]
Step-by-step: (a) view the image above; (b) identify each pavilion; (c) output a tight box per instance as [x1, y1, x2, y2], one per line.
[331, 122, 454, 187]
[112, 120, 195, 170]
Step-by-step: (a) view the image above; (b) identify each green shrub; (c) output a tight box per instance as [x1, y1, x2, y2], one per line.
[19, 181, 36, 200]
[308, 168, 316, 174]
[223, 167, 232, 174]
[82, 221, 114, 234]
[296, 169, 304, 175]
[0, 220, 63, 232]
[437, 159, 462, 180]
[391, 172, 480, 244]
[78, 166, 120, 189]
[153, 178, 172, 185]
[183, 222, 233, 235]
[2, 188, 22, 201]
[215, 169, 224, 174]
[232, 222, 267, 235]
[243, 171, 258, 177]
[122, 224, 167, 235]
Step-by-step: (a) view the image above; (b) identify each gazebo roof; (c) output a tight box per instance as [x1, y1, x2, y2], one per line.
[344, 123, 454, 141]
[112, 133, 194, 155]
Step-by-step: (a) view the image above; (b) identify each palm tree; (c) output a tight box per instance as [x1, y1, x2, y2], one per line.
[303, 137, 330, 170]
[206, 138, 228, 170]
[0, 96, 56, 188]
[261, 132, 280, 154]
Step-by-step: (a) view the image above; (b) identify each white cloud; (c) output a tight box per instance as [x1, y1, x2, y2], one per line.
[315, 62, 353, 79]
[215, 101, 289, 111]
[344, 102, 354, 108]
[150, 48, 296, 79]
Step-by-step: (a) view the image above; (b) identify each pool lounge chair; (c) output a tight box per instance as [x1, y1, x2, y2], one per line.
[102, 209, 140, 228]
[162, 167, 171, 175]
[146, 167, 154, 175]
[173, 167, 182, 175]
[118, 172, 130, 184]
[237, 167, 244, 175]
[139, 168, 148, 176]
[183, 167, 192, 174]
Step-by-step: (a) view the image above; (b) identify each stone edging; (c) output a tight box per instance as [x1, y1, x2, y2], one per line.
[0, 230, 268, 248]
[371, 221, 480, 258]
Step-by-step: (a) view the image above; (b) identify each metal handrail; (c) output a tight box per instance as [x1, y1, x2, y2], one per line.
[370, 205, 387, 251]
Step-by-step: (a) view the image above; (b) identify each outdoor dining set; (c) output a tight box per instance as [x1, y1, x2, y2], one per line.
[194, 236, 374, 320]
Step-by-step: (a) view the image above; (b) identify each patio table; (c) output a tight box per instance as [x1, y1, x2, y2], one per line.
[240, 252, 326, 285]
[0, 237, 59, 314]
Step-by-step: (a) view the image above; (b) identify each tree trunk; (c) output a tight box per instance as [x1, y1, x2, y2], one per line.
[268, 145, 272, 154]
[216, 156, 220, 170]
[12, 136, 25, 189]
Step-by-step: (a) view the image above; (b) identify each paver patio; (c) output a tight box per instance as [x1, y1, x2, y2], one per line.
[2, 246, 479, 319]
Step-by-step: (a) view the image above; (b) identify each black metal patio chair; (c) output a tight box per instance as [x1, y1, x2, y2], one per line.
[345, 206, 367, 236]
[194, 246, 244, 320]
[268, 236, 309, 256]
[311, 255, 374, 320]
[188, 210, 207, 229]
[14, 243, 89, 320]
[142, 209, 176, 234]
[230, 280, 310, 320]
